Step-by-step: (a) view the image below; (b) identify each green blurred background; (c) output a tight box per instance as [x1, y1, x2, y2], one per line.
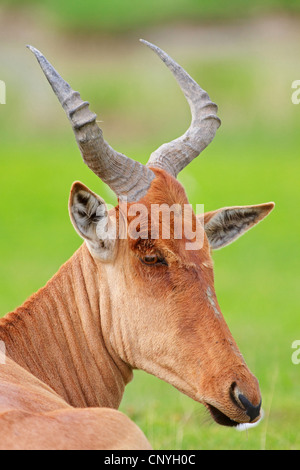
[0, 0, 299, 450]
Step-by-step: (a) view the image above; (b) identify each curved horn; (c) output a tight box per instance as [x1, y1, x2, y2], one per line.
[140, 40, 221, 178]
[27, 45, 155, 202]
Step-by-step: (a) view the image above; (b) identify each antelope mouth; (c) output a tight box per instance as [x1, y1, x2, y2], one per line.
[205, 403, 240, 427]
[204, 382, 262, 427]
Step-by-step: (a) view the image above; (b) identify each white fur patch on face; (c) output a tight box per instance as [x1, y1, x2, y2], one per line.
[236, 409, 264, 431]
[206, 287, 221, 318]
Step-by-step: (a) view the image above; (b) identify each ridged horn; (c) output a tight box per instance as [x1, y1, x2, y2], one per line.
[140, 40, 221, 178]
[27, 45, 155, 202]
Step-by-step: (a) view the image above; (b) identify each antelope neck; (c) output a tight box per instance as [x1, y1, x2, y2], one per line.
[0, 244, 132, 409]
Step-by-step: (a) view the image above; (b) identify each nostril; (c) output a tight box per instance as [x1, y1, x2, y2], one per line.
[229, 382, 247, 410]
[238, 394, 262, 422]
[229, 382, 262, 422]
[229, 382, 242, 409]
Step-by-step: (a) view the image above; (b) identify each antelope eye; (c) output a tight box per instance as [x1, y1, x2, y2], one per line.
[141, 254, 167, 266]
[143, 254, 159, 265]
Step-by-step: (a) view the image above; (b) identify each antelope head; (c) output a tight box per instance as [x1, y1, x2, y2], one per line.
[28, 40, 274, 427]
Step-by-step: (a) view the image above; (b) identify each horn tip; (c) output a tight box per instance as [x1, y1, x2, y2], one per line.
[26, 44, 43, 59]
[139, 39, 170, 65]
[26, 44, 36, 52]
[139, 39, 156, 51]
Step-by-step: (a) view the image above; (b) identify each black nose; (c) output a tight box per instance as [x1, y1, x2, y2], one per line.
[238, 394, 261, 422]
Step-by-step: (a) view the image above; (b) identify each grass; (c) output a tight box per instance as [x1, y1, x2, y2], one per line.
[0, 22, 299, 449]
[3, 0, 300, 33]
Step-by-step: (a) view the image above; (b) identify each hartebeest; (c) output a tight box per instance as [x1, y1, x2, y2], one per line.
[0, 40, 274, 450]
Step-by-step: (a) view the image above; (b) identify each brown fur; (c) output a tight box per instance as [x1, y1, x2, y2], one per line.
[0, 169, 268, 449]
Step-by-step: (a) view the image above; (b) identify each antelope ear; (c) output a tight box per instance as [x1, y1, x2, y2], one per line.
[69, 181, 116, 261]
[203, 202, 275, 250]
